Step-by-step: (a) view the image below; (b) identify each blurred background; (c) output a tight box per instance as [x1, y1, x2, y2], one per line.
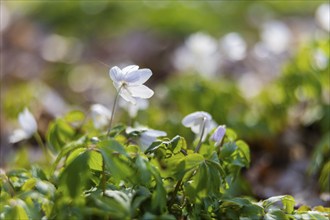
[1, 1, 329, 207]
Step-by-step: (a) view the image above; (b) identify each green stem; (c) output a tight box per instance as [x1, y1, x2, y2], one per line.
[169, 179, 182, 207]
[107, 87, 122, 136]
[194, 118, 206, 153]
[101, 156, 106, 195]
[34, 132, 51, 161]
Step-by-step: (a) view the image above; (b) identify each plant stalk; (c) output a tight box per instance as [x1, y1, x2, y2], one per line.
[107, 87, 122, 136]
[34, 132, 51, 161]
[194, 117, 206, 153]
[101, 156, 106, 195]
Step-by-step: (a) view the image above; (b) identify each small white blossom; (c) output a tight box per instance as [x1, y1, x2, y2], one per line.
[9, 108, 37, 143]
[109, 65, 154, 104]
[140, 129, 167, 151]
[90, 104, 111, 129]
[119, 98, 149, 118]
[126, 126, 166, 151]
[172, 32, 221, 77]
[182, 111, 216, 141]
[316, 4, 330, 32]
[261, 20, 292, 54]
[211, 125, 226, 146]
[220, 32, 246, 61]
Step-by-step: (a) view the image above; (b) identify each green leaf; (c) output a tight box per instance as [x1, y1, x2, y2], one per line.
[262, 195, 295, 214]
[168, 135, 187, 154]
[131, 186, 151, 215]
[89, 191, 130, 219]
[135, 156, 152, 184]
[225, 128, 237, 142]
[265, 209, 289, 220]
[184, 153, 205, 171]
[220, 142, 237, 159]
[58, 151, 90, 198]
[150, 166, 167, 214]
[31, 165, 48, 180]
[50, 136, 87, 175]
[236, 140, 250, 166]
[35, 180, 56, 197]
[2, 199, 29, 220]
[98, 139, 128, 156]
[21, 178, 37, 191]
[98, 139, 134, 183]
[47, 118, 77, 153]
[88, 150, 103, 171]
[63, 110, 85, 127]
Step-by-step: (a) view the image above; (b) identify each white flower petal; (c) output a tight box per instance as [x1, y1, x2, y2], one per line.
[18, 108, 37, 136]
[109, 66, 124, 83]
[90, 104, 112, 129]
[182, 111, 211, 127]
[140, 129, 167, 151]
[120, 98, 149, 118]
[125, 69, 152, 85]
[9, 129, 29, 143]
[119, 87, 136, 104]
[122, 65, 139, 75]
[191, 124, 202, 134]
[211, 125, 226, 146]
[127, 85, 154, 99]
[144, 129, 167, 137]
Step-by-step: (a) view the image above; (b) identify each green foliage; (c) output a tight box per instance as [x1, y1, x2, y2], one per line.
[2, 108, 329, 219]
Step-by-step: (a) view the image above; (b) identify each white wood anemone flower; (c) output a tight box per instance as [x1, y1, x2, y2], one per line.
[9, 108, 38, 143]
[140, 129, 167, 151]
[182, 111, 216, 142]
[211, 125, 226, 146]
[126, 126, 167, 151]
[109, 65, 154, 104]
[90, 104, 112, 129]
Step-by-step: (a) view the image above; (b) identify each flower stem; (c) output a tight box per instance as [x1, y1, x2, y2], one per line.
[34, 132, 51, 161]
[169, 179, 182, 207]
[107, 88, 121, 136]
[194, 118, 206, 153]
[101, 156, 106, 195]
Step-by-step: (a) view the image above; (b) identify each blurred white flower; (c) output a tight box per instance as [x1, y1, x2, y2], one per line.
[238, 72, 264, 99]
[316, 4, 330, 32]
[182, 111, 216, 141]
[140, 129, 167, 151]
[220, 32, 247, 61]
[211, 125, 226, 146]
[172, 32, 221, 77]
[9, 108, 37, 143]
[90, 104, 111, 129]
[109, 65, 154, 104]
[313, 49, 328, 70]
[261, 20, 292, 54]
[119, 98, 149, 118]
